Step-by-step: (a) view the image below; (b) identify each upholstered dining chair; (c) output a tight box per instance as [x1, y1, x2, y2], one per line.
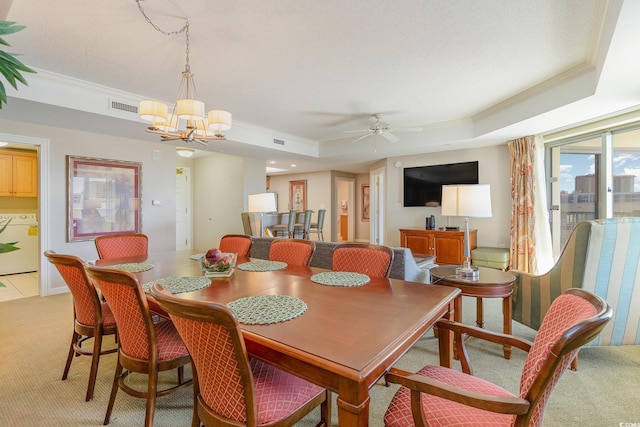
[84, 265, 192, 427]
[309, 209, 326, 241]
[219, 234, 252, 258]
[332, 243, 394, 278]
[44, 250, 118, 402]
[149, 284, 332, 427]
[383, 288, 612, 427]
[94, 232, 149, 260]
[293, 209, 313, 240]
[268, 209, 297, 238]
[269, 238, 316, 267]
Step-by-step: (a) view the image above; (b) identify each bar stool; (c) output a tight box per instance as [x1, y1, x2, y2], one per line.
[309, 209, 326, 241]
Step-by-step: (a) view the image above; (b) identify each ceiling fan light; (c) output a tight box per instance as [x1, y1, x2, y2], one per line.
[176, 147, 195, 158]
[208, 110, 232, 131]
[139, 100, 168, 122]
[177, 99, 205, 120]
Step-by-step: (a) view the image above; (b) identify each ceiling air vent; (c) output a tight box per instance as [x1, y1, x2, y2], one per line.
[110, 100, 138, 114]
[273, 138, 285, 145]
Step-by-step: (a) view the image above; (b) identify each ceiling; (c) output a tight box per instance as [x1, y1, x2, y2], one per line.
[2, 0, 640, 174]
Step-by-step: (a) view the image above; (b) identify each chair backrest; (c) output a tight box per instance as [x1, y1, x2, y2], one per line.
[269, 238, 316, 266]
[286, 209, 297, 234]
[332, 243, 394, 278]
[512, 221, 591, 330]
[84, 265, 156, 361]
[302, 209, 313, 232]
[149, 284, 259, 425]
[241, 212, 252, 236]
[581, 217, 640, 345]
[44, 250, 103, 327]
[219, 234, 252, 258]
[315, 209, 326, 231]
[94, 233, 148, 260]
[517, 288, 611, 427]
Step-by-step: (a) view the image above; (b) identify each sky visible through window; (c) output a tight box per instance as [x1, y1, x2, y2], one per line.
[560, 153, 640, 192]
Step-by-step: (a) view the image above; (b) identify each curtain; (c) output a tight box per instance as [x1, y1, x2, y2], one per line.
[509, 136, 553, 273]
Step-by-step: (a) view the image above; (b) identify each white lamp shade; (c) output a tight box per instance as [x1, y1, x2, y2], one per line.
[193, 119, 214, 137]
[248, 192, 277, 213]
[177, 99, 205, 120]
[208, 110, 232, 131]
[139, 100, 168, 122]
[152, 113, 179, 132]
[441, 184, 492, 217]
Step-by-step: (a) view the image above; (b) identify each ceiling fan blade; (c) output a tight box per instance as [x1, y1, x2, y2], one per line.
[382, 132, 400, 143]
[352, 133, 372, 143]
[344, 129, 371, 134]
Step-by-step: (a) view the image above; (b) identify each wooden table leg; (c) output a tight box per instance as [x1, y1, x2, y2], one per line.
[502, 294, 512, 359]
[475, 297, 484, 328]
[439, 300, 455, 368]
[452, 295, 462, 360]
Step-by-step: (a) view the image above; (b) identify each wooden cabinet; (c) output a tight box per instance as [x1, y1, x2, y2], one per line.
[0, 150, 38, 197]
[399, 228, 477, 265]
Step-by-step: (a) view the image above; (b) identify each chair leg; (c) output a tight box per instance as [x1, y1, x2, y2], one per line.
[86, 331, 103, 401]
[104, 361, 123, 425]
[320, 390, 332, 427]
[145, 370, 158, 427]
[570, 355, 579, 371]
[62, 331, 79, 380]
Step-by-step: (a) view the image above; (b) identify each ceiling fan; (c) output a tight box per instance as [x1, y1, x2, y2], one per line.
[345, 114, 423, 143]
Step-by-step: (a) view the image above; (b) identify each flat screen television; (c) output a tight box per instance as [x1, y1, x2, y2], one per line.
[403, 161, 479, 207]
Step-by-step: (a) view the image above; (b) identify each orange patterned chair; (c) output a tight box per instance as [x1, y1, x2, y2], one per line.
[149, 284, 331, 427]
[269, 238, 316, 266]
[332, 243, 394, 278]
[383, 288, 612, 427]
[44, 250, 117, 401]
[94, 233, 148, 260]
[84, 265, 192, 427]
[219, 234, 252, 259]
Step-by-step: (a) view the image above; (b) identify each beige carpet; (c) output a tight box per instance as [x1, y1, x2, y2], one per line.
[1, 292, 639, 426]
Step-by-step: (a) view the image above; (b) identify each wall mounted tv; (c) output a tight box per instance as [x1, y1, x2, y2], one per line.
[403, 161, 479, 207]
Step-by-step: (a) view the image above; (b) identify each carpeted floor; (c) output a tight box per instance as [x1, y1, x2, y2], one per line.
[1, 292, 639, 426]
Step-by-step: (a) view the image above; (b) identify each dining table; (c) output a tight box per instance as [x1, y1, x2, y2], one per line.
[95, 250, 460, 426]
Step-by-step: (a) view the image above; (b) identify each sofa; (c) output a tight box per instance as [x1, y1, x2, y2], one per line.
[248, 237, 434, 283]
[512, 217, 640, 346]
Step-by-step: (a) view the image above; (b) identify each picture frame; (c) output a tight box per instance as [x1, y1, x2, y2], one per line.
[289, 180, 307, 211]
[67, 155, 142, 242]
[362, 184, 370, 221]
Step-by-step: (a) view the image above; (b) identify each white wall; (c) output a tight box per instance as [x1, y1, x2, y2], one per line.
[0, 119, 177, 294]
[384, 145, 511, 248]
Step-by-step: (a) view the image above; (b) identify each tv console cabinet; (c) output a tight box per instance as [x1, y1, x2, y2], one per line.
[399, 228, 477, 265]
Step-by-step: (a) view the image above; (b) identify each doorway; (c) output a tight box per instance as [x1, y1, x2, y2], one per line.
[175, 167, 192, 250]
[370, 167, 385, 245]
[334, 177, 355, 242]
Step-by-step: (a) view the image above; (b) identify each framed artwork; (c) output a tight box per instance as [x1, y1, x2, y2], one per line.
[362, 184, 370, 221]
[289, 180, 307, 211]
[67, 156, 142, 242]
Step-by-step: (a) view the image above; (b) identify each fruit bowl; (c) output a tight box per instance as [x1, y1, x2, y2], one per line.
[199, 250, 237, 277]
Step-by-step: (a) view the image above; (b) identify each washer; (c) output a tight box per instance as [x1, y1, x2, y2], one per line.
[0, 213, 39, 275]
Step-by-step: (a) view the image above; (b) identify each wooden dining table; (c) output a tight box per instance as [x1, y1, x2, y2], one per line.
[95, 250, 460, 426]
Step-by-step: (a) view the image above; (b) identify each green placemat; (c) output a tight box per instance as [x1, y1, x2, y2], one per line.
[142, 276, 211, 294]
[237, 261, 287, 272]
[227, 295, 306, 325]
[109, 262, 153, 273]
[310, 271, 370, 287]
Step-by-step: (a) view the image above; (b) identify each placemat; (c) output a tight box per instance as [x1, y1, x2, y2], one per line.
[227, 295, 306, 325]
[109, 262, 153, 273]
[237, 261, 287, 272]
[310, 271, 370, 287]
[142, 276, 211, 294]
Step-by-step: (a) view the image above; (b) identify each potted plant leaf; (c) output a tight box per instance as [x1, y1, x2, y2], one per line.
[0, 219, 20, 253]
[0, 20, 35, 109]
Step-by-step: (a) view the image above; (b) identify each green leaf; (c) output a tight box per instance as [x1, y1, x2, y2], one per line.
[0, 218, 11, 233]
[0, 242, 20, 254]
[0, 21, 35, 109]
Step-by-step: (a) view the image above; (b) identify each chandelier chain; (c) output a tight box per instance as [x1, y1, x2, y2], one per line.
[135, 0, 188, 36]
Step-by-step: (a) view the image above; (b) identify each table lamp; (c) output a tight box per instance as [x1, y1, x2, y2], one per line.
[441, 184, 492, 278]
[248, 193, 277, 237]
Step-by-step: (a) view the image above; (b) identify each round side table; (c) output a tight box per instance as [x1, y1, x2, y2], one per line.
[429, 265, 516, 359]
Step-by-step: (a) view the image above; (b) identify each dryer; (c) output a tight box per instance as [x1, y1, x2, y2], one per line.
[0, 213, 39, 275]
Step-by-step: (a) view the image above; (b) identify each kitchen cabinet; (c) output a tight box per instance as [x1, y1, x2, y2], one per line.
[0, 150, 38, 197]
[399, 228, 477, 265]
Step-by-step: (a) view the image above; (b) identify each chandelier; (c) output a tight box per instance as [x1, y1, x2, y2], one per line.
[136, 2, 231, 145]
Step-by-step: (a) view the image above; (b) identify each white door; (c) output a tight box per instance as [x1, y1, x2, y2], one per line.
[176, 167, 192, 250]
[371, 168, 385, 244]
